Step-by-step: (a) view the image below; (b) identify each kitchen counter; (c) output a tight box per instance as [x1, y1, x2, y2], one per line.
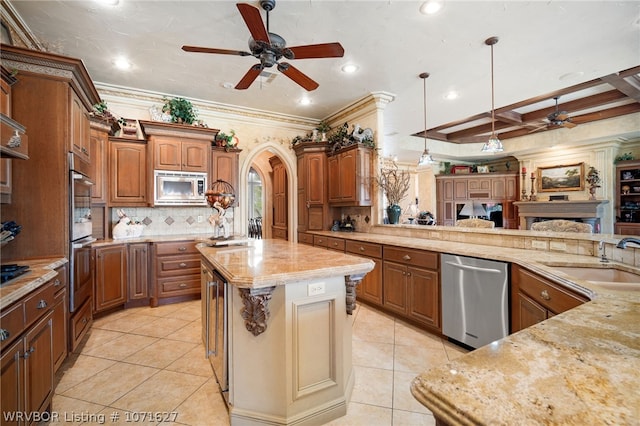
[0, 257, 68, 309]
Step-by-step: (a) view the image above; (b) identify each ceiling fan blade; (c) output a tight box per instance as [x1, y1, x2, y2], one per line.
[277, 62, 319, 91]
[235, 64, 263, 90]
[287, 43, 345, 59]
[237, 3, 270, 44]
[555, 112, 570, 121]
[527, 123, 548, 134]
[562, 121, 577, 129]
[182, 45, 252, 56]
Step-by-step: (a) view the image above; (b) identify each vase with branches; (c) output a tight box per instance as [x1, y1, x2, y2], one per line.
[586, 166, 601, 200]
[376, 162, 411, 224]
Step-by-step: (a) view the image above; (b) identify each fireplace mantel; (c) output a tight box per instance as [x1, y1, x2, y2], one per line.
[513, 200, 609, 232]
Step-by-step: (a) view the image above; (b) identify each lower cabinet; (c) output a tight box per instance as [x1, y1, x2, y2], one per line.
[127, 243, 149, 306]
[511, 264, 588, 333]
[94, 244, 127, 313]
[151, 240, 201, 306]
[52, 264, 68, 373]
[1, 279, 56, 423]
[382, 246, 440, 331]
[346, 241, 383, 305]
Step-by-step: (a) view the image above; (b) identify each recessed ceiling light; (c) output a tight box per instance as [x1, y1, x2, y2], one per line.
[96, 0, 119, 6]
[420, 0, 444, 15]
[341, 64, 359, 74]
[559, 71, 584, 82]
[113, 57, 131, 70]
[443, 91, 459, 100]
[299, 98, 311, 106]
[221, 82, 234, 89]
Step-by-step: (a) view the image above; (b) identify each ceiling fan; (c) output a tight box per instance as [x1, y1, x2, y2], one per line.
[529, 96, 577, 133]
[181, 0, 345, 91]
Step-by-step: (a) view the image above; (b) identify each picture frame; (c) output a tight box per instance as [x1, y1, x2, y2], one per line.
[477, 165, 489, 173]
[537, 162, 585, 192]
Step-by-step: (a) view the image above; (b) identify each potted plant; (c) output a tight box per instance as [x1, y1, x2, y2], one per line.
[162, 96, 198, 125]
[316, 120, 331, 141]
[375, 162, 410, 224]
[586, 166, 601, 200]
[215, 130, 237, 151]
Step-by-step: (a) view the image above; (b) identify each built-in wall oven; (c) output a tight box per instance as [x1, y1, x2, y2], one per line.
[69, 153, 95, 313]
[202, 262, 229, 405]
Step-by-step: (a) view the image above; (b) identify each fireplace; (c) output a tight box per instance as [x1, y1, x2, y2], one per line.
[513, 200, 609, 233]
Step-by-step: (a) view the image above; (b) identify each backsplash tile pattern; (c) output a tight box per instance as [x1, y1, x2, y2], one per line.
[110, 207, 234, 237]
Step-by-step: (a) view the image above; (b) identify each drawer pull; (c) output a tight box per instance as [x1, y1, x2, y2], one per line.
[179, 283, 188, 288]
[37, 300, 48, 309]
[0, 329, 9, 341]
[540, 290, 551, 300]
[402, 254, 411, 261]
[178, 247, 187, 251]
[54, 279, 61, 287]
[359, 246, 365, 251]
[22, 347, 35, 359]
[179, 262, 187, 268]
[333, 242, 338, 246]
[82, 317, 88, 324]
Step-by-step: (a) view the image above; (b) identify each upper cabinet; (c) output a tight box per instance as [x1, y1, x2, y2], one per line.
[294, 142, 332, 232]
[615, 160, 640, 236]
[69, 90, 91, 164]
[211, 146, 240, 205]
[1, 66, 28, 160]
[139, 120, 218, 173]
[108, 137, 148, 207]
[327, 144, 373, 207]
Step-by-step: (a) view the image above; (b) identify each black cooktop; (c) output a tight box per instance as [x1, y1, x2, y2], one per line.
[1, 264, 30, 283]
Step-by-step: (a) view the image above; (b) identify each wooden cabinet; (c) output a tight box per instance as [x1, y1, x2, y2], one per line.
[149, 136, 209, 172]
[108, 137, 148, 207]
[0, 159, 10, 204]
[51, 264, 67, 373]
[614, 160, 640, 235]
[297, 232, 314, 245]
[270, 156, 288, 240]
[383, 246, 440, 331]
[70, 90, 91, 164]
[94, 245, 127, 313]
[347, 240, 383, 305]
[211, 147, 240, 204]
[436, 172, 519, 228]
[511, 264, 588, 333]
[127, 243, 150, 306]
[89, 119, 113, 204]
[294, 142, 332, 232]
[151, 241, 201, 306]
[328, 144, 373, 207]
[1, 279, 57, 422]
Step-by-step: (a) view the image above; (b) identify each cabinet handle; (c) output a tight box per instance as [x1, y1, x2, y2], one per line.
[0, 329, 9, 341]
[37, 300, 48, 309]
[407, 272, 412, 276]
[333, 242, 338, 246]
[82, 317, 88, 324]
[178, 247, 187, 251]
[359, 246, 365, 252]
[54, 279, 61, 287]
[179, 262, 187, 268]
[402, 271, 406, 276]
[540, 290, 551, 300]
[179, 283, 187, 288]
[22, 347, 35, 359]
[402, 254, 411, 261]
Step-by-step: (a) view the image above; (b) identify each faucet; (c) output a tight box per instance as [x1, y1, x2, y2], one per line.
[615, 237, 640, 249]
[598, 241, 609, 263]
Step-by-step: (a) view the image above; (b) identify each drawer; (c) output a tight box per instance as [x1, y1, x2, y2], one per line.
[383, 246, 438, 270]
[298, 232, 314, 245]
[517, 268, 587, 314]
[24, 280, 55, 328]
[156, 255, 201, 276]
[0, 301, 25, 350]
[313, 235, 328, 248]
[70, 297, 93, 351]
[327, 237, 345, 252]
[346, 240, 382, 258]
[53, 264, 68, 294]
[272, 227, 287, 240]
[158, 276, 201, 297]
[155, 241, 199, 256]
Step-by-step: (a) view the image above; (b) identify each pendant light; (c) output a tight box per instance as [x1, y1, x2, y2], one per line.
[481, 36, 504, 153]
[417, 72, 435, 166]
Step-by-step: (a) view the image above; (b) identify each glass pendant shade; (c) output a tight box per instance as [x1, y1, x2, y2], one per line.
[417, 72, 435, 166]
[481, 135, 503, 153]
[418, 148, 435, 166]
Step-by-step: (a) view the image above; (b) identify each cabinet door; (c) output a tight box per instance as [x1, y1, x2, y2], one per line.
[453, 180, 468, 200]
[505, 175, 518, 200]
[339, 150, 357, 202]
[181, 141, 208, 172]
[327, 155, 340, 203]
[128, 243, 149, 301]
[70, 90, 90, 163]
[109, 141, 147, 206]
[94, 245, 127, 313]
[307, 153, 325, 205]
[24, 311, 53, 414]
[382, 261, 408, 315]
[491, 177, 506, 199]
[408, 266, 440, 329]
[52, 289, 67, 372]
[89, 126, 108, 203]
[211, 149, 239, 199]
[514, 293, 547, 332]
[152, 136, 181, 170]
[358, 257, 383, 306]
[1, 339, 23, 425]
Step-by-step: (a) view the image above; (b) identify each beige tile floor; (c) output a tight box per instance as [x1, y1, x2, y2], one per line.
[50, 299, 468, 426]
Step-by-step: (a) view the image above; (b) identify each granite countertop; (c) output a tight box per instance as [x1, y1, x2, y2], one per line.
[0, 257, 68, 309]
[197, 239, 375, 288]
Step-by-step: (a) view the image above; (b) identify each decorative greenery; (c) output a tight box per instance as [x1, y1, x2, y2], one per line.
[586, 166, 601, 187]
[375, 162, 411, 206]
[162, 97, 198, 124]
[615, 152, 634, 163]
[215, 130, 237, 150]
[316, 120, 331, 133]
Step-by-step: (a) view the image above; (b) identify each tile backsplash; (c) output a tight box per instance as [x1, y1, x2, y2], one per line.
[110, 206, 236, 237]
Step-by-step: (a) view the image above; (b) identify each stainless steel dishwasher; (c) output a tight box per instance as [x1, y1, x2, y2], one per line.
[441, 254, 509, 349]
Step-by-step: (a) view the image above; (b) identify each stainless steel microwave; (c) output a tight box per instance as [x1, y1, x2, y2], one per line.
[154, 170, 208, 206]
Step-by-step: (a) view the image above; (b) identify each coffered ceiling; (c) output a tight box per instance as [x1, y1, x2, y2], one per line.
[2, 0, 640, 162]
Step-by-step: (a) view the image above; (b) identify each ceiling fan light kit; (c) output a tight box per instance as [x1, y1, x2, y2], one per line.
[418, 72, 436, 166]
[181, 1, 344, 91]
[481, 36, 504, 154]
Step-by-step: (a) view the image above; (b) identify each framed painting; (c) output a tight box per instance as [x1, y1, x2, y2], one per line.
[537, 163, 585, 192]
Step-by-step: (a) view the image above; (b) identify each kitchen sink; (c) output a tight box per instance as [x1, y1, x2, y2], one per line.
[552, 266, 640, 291]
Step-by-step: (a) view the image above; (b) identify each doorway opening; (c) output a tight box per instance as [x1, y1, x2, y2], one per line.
[247, 167, 263, 238]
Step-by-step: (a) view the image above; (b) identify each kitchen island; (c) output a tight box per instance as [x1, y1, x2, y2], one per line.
[197, 239, 374, 426]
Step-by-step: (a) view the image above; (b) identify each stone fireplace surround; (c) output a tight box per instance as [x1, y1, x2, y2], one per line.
[513, 200, 609, 233]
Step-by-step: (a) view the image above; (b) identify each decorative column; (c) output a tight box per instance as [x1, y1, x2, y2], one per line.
[239, 286, 276, 336]
[345, 273, 365, 314]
